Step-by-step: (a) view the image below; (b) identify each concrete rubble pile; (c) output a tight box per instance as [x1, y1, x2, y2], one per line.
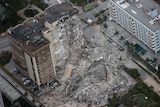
[40, 31, 136, 106]
[38, 12, 136, 106]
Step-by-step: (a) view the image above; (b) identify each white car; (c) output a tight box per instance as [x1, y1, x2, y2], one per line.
[23, 81, 27, 85]
[26, 79, 31, 83]
[22, 77, 27, 82]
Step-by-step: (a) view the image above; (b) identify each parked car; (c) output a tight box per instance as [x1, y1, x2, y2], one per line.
[30, 85, 39, 92]
[34, 90, 43, 96]
[23, 78, 31, 86]
[22, 77, 27, 82]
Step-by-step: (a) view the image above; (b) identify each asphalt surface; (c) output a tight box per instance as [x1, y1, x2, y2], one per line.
[0, 37, 10, 51]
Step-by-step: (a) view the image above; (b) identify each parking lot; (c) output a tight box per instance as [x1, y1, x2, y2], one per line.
[3, 58, 56, 97]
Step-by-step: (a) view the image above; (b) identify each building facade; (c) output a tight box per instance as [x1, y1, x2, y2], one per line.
[109, 0, 160, 53]
[7, 3, 82, 86]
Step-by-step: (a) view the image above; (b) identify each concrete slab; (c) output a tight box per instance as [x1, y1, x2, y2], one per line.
[61, 64, 73, 81]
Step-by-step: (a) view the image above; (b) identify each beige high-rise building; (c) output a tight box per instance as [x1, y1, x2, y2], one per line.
[7, 3, 82, 86]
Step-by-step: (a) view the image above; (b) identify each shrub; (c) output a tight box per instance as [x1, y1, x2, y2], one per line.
[122, 65, 140, 79]
[0, 51, 12, 65]
[24, 9, 38, 17]
[93, 10, 105, 17]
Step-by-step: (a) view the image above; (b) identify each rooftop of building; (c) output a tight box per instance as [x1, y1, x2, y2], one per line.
[111, 0, 160, 32]
[8, 3, 78, 54]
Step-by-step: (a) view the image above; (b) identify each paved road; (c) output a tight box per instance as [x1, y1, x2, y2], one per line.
[0, 37, 10, 51]
[0, 67, 26, 95]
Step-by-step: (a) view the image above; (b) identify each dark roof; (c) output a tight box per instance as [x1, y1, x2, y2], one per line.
[8, 3, 78, 54]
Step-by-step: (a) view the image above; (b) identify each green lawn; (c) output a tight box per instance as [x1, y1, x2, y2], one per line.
[81, 17, 88, 23]
[93, 10, 105, 17]
[24, 9, 39, 17]
[84, 2, 99, 12]
[121, 65, 140, 80]
[0, 51, 12, 65]
[108, 82, 160, 107]
[123, 82, 160, 106]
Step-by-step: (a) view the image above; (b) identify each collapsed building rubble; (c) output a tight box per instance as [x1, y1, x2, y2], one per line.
[40, 26, 136, 106]
[6, 2, 136, 106]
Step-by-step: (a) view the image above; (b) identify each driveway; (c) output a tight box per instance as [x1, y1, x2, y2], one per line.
[0, 37, 10, 51]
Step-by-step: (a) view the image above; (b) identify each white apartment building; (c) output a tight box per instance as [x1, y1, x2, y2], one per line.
[109, 0, 160, 53]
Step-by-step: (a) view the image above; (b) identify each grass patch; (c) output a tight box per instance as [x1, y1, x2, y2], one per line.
[93, 12, 100, 17]
[121, 65, 140, 80]
[0, 51, 12, 65]
[126, 82, 160, 103]
[84, 5, 93, 12]
[96, 15, 107, 24]
[84, 2, 99, 12]
[92, 2, 99, 8]
[81, 16, 93, 25]
[24, 9, 39, 17]
[108, 82, 160, 107]
[93, 10, 105, 17]
[81, 17, 88, 24]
